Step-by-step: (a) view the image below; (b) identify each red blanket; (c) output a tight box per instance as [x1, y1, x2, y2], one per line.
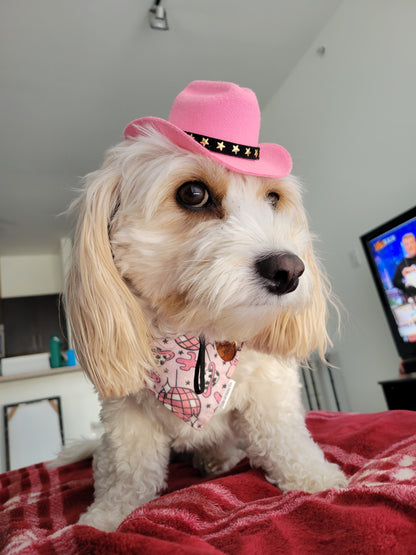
[1, 410, 416, 554]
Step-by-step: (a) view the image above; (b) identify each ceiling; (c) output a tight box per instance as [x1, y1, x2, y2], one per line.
[0, 0, 341, 256]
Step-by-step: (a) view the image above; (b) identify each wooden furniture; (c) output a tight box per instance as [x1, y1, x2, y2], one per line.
[379, 376, 416, 411]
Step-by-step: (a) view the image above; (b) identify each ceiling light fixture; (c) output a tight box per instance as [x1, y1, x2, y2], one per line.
[149, 0, 169, 31]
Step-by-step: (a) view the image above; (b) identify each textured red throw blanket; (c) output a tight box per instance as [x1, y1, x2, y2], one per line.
[1, 410, 416, 554]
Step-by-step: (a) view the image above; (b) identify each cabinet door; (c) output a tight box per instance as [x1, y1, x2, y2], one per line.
[1, 294, 67, 357]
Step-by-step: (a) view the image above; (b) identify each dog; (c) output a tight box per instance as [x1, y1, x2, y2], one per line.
[63, 81, 347, 531]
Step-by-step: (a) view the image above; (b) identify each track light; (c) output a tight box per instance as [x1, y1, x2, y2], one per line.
[149, 0, 169, 31]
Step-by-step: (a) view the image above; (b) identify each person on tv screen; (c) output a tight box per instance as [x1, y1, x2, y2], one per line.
[393, 232, 416, 299]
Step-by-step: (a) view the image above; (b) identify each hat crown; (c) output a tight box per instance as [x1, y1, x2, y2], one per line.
[124, 80, 292, 178]
[168, 81, 261, 146]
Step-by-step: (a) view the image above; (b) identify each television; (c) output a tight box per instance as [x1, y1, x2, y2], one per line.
[360, 206, 416, 373]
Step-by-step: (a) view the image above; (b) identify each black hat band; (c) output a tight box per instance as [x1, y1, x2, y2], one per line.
[185, 131, 260, 160]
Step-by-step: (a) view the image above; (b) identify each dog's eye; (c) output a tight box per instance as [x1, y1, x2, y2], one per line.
[176, 182, 211, 210]
[266, 192, 280, 209]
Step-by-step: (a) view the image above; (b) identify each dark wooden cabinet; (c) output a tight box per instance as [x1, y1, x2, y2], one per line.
[1, 294, 67, 357]
[379, 377, 416, 411]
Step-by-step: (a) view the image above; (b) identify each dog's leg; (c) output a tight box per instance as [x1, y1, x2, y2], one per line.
[235, 364, 348, 493]
[78, 396, 170, 532]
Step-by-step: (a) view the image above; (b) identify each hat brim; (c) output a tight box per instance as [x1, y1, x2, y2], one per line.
[124, 117, 292, 178]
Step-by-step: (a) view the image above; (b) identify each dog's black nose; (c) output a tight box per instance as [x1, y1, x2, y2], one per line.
[255, 252, 305, 295]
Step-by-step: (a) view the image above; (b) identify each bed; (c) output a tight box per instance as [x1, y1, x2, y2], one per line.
[1, 410, 416, 554]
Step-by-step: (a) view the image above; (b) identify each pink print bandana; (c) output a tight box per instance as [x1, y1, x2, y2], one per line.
[147, 335, 241, 430]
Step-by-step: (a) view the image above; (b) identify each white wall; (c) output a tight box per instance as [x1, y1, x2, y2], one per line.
[261, 0, 416, 412]
[0, 254, 63, 298]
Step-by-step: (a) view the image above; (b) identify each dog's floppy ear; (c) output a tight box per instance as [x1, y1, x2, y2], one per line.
[65, 159, 154, 399]
[249, 248, 332, 362]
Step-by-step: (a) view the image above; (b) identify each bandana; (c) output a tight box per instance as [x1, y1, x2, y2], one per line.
[147, 335, 241, 430]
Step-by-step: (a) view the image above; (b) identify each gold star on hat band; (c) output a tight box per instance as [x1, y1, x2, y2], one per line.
[185, 131, 260, 160]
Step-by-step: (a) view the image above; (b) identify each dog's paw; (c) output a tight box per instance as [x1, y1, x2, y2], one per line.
[267, 460, 348, 494]
[78, 508, 120, 532]
[78, 498, 144, 532]
[193, 445, 246, 476]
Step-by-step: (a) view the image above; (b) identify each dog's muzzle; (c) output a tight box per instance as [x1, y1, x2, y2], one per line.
[255, 252, 305, 295]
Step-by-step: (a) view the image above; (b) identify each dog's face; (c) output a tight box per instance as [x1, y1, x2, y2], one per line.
[110, 133, 313, 342]
[67, 130, 330, 397]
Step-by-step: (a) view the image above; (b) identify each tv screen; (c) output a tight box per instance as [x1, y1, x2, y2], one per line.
[360, 206, 416, 370]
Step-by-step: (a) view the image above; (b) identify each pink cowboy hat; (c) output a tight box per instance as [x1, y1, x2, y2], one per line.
[124, 80, 292, 178]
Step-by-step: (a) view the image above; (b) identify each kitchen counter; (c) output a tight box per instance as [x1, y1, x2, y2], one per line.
[0, 365, 82, 383]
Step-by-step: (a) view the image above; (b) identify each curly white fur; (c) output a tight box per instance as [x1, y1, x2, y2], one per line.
[61, 129, 347, 532]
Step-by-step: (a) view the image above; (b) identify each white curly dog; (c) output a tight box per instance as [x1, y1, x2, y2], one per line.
[60, 81, 347, 532]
